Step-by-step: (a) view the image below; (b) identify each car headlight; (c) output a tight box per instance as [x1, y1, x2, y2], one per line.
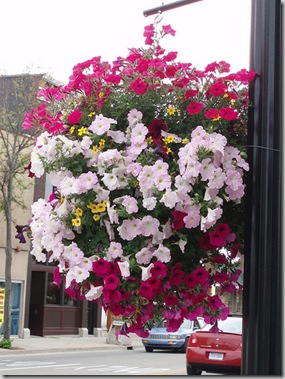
[168, 335, 182, 340]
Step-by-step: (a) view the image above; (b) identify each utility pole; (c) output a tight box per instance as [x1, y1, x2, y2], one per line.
[144, 0, 283, 375]
[242, 0, 282, 374]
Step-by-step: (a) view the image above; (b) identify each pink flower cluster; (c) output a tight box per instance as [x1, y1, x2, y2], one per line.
[20, 21, 255, 334]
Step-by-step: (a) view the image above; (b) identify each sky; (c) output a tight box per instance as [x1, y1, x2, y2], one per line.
[0, 0, 251, 84]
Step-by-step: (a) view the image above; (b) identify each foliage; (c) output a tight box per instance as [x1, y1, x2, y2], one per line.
[19, 22, 256, 336]
[0, 337, 13, 349]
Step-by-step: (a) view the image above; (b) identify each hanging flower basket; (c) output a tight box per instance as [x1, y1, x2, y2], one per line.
[20, 21, 256, 336]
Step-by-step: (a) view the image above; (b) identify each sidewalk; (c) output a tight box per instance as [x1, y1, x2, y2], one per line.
[0, 333, 143, 355]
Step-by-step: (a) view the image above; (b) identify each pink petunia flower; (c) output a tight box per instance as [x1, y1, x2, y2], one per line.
[92, 258, 111, 278]
[68, 109, 82, 125]
[150, 261, 168, 279]
[139, 281, 154, 300]
[107, 242, 123, 260]
[186, 101, 203, 115]
[207, 294, 224, 310]
[128, 77, 148, 95]
[162, 24, 176, 36]
[193, 267, 209, 285]
[104, 274, 120, 290]
[152, 244, 171, 263]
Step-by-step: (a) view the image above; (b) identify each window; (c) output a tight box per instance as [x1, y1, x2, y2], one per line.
[0, 281, 21, 335]
[30, 271, 78, 307]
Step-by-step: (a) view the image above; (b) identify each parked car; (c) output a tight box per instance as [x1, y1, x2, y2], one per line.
[186, 316, 242, 375]
[142, 317, 205, 353]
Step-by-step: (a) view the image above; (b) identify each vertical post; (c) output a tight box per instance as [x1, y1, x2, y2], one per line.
[242, 0, 282, 375]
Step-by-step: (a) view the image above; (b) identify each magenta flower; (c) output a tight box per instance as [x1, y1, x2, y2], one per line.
[170, 268, 184, 286]
[205, 108, 220, 119]
[207, 295, 224, 310]
[220, 107, 238, 120]
[104, 274, 120, 290]
[186, 101, 203, 115]
[192, 293, 207, 305]
[213, 272, 230, 284]
[139, 282, 154, 300]
[143, 24, 155, 45]
[150, 261, 168, 279]
[207, 82, 227, 97]
[171, 210, 187, 230]
[146, 276, 161, 292]
[109, 303, 124, 316]
[162, 24, 176, 36]
[68, 109, 82, 125]
[128, 77, 148, 95]
[184, 273, 197, 289]
[212, 254, 228, 264]
[193, 267, 209, 285]
[164, 294, 178, 306]
[92, 258, 111, 278]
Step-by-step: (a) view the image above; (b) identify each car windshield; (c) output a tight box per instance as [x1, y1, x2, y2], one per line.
[151, 318, 202, 329]
[202, 317, 242, 334]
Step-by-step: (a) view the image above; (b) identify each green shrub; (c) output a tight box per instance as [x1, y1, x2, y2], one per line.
[0, 338, 13, 349]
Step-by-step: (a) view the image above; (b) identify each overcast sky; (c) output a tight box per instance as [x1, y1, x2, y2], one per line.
[0, 0, 251, 84]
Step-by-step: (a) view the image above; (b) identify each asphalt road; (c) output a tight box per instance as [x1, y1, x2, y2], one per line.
[0, 346, 220, 376]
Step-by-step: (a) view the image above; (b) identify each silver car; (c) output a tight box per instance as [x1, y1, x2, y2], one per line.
[142, 317, 205, 353]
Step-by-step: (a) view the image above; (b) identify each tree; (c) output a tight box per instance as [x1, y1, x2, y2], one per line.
[0, 74, 46, 341]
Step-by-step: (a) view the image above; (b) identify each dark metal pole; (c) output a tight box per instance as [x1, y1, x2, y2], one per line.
[242, 0, 282, 375]
[143, 0, 202, 17]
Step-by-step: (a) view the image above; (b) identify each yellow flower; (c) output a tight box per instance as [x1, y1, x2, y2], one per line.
[88, 111, 96, 117]
[92, 145, 99, 154]
[71, 217, 81, 227]
[99, 91, 104, 98]
[181, 138, 188, 145]
[89, 203, 99, 213]
[78, 126, 87, 136]
[230, 99, 235, 105]
[99, 139, 105, 148]
[166, 107, 177, 115]
[97, 202, 106, 212]
[70, 126, 75, 134]
[75, 208, 83, 217]
[213, 115, 221, 121]
[166, 135, 175, 143]
[146, 136, 153, 144]
[93, 214, 100, 221]
[166, 147, 173, 155]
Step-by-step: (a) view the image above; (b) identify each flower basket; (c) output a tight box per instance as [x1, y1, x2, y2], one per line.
[20, 21, 255, 336]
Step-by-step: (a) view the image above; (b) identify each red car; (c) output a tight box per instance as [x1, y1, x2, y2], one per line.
[186, 316, 242, 375]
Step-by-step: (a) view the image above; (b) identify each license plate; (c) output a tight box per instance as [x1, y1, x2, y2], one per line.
[209, 352, 224, 360]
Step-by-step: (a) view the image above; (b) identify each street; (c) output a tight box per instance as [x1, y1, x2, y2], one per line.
[0, 347, 218, 376]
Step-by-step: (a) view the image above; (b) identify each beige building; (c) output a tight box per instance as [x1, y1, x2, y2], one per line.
[0, 132, 35, 337]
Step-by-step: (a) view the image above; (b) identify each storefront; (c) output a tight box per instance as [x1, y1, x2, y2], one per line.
[27, 260, 102, 336]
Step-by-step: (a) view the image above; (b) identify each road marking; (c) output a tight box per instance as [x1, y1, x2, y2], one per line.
[0, 361, 179, 375]
[0, 363, 80, 371]
[58, 364, 171, 374]
[4, 360, 56, 367]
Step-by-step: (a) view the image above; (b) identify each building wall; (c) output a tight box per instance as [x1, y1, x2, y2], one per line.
[0, 152, 35, 337]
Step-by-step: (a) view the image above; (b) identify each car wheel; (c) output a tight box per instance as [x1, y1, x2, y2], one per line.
[181, 337, 189, 353]
[145, 347, 153, 352]
[186, 365, 202, 375]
